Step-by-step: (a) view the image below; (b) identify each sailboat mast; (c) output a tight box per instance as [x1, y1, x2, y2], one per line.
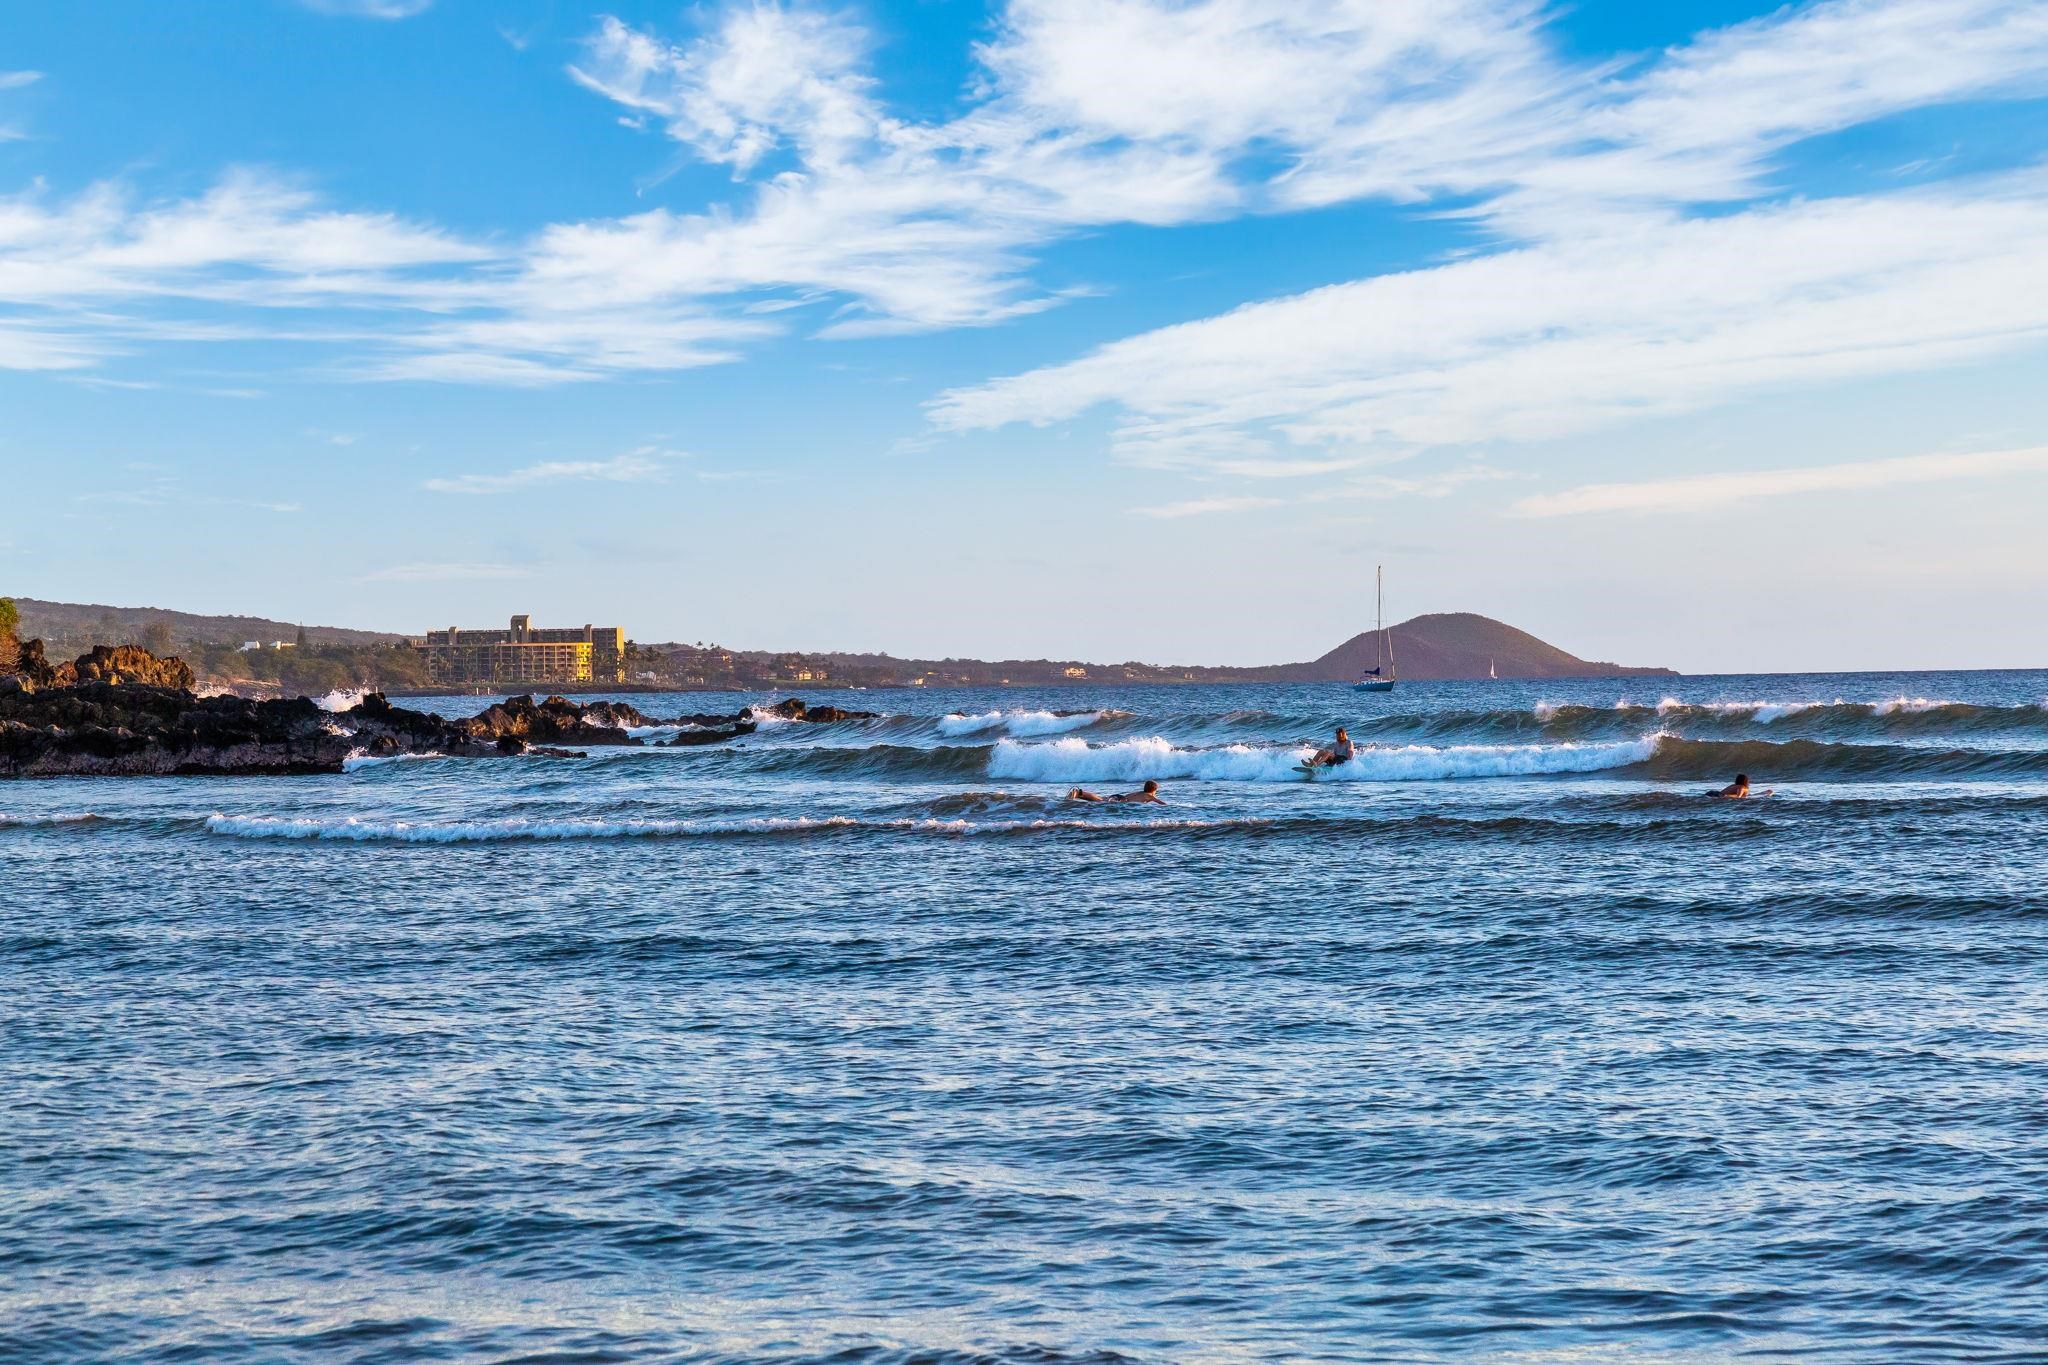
[1375, 565, 1384, 673]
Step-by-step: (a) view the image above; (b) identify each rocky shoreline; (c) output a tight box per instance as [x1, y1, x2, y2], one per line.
[1, 642, 874, 779]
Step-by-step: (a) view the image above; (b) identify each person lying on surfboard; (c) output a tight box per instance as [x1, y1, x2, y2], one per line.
[1068, 780, 1164, 804]
[1711, 773, 1772, 798]
[1308, 727, 1355, 767]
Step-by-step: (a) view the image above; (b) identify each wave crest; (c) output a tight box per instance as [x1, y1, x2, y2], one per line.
[937, 709, 1118, 737]
[0, 812, 101, 829]
[987, 734, 1661, 783]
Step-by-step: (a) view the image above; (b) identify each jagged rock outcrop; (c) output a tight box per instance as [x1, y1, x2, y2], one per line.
[7, 639, 64, 690]
[457, 694, 647, 747]
[0, 650, 845, 777]
[69, 644, 196, 689]
[0, 683, 357, 776]
[747, 698, 879, 723]
[334, 692, 506, 761]
[5, 639, 198, 691]
[2, 683, 518, 777]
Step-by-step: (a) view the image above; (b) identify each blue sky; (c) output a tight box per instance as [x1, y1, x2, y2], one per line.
[3, 0, 2046, 671]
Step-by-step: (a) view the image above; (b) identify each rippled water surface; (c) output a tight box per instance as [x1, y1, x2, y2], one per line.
[6, 672, 2048, 1362]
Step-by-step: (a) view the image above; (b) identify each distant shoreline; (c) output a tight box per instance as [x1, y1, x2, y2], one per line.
[13, 599, 1679, 692]
[375, 673, 1677, 698]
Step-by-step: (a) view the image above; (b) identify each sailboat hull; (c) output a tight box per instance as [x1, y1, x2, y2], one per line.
[1354, 680, 1395, 693]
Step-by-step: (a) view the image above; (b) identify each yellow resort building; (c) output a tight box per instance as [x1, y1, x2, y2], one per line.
[414, 615, 627, 685]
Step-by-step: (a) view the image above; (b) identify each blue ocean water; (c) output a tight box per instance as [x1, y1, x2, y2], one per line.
[5, 671, 2048, 1362]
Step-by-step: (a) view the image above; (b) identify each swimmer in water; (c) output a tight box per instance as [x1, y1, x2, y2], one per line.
[1712, 773, 1772, 798]
[1068, 780, 1164, 804]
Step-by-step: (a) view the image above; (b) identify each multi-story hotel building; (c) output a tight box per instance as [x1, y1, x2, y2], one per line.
[413, 615, 627, 685]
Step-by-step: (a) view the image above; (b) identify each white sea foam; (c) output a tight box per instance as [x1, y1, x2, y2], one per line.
[0, 812, 99, 828]
[1668, 699, 1835, 723]
[1740, 704, 1807, 724]
[987, 734, 1662, 783]
[1873, 696, 1955, 714]
[341, 751, 446, 772]
[938, 710, 1109, 738]
[315, 688, 367, 713]
[202, 812, 1248, 842]
[1546, 696, 1829, 723]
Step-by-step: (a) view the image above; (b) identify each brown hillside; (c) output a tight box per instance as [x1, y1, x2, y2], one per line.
[1292, 612, 1671, 681]
[12, 598, 400, 652]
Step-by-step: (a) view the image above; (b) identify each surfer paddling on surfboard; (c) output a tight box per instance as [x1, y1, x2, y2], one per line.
[1068, 780, 1164, 804]
[1711, 773, 1773, 799]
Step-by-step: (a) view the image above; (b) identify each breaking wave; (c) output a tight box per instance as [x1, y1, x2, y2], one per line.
[937, 709, 1117, 738]
[341, 751, 447, 772]
[552, 728, 2048, 785]
[1657, 697, 1829, 723]
[1419, 698, 2048, 744]
[987, 734, 1663, 783]
[0, 812, 101, 829]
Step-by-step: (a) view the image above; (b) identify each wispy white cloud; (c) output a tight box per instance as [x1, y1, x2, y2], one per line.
[1288, 0, 2048, 231]
[920, 0, 2048, 483]
[547, 1, 1530, 344]
[3, 0, 2046, 402]
[545, 0, 2048, 405]
[1128, 463, 1508, 518]
[299, 0, 433, 18]
[1129, 495, 1286, 519]
[0, 70, 42, 144]
[76, 488, 169, 507]
[0, 172, 490, 290]
[931, 174, 2048, 469]
[422, 451, 673, 495]
[1333, 467, 1514, 500]
[0, 321, 102, 370]
[1509, 445, 2048, 517]
[0, 172, 496, 370]
[72, 476, 300, 515]
[358, 561, 533, 582]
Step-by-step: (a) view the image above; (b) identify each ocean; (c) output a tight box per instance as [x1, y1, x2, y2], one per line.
[5, 670, 2047, 1362]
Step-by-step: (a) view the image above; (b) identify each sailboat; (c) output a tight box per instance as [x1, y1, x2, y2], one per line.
[1489, 658, 1498, 680]
[1354, 565, 1397, 693]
